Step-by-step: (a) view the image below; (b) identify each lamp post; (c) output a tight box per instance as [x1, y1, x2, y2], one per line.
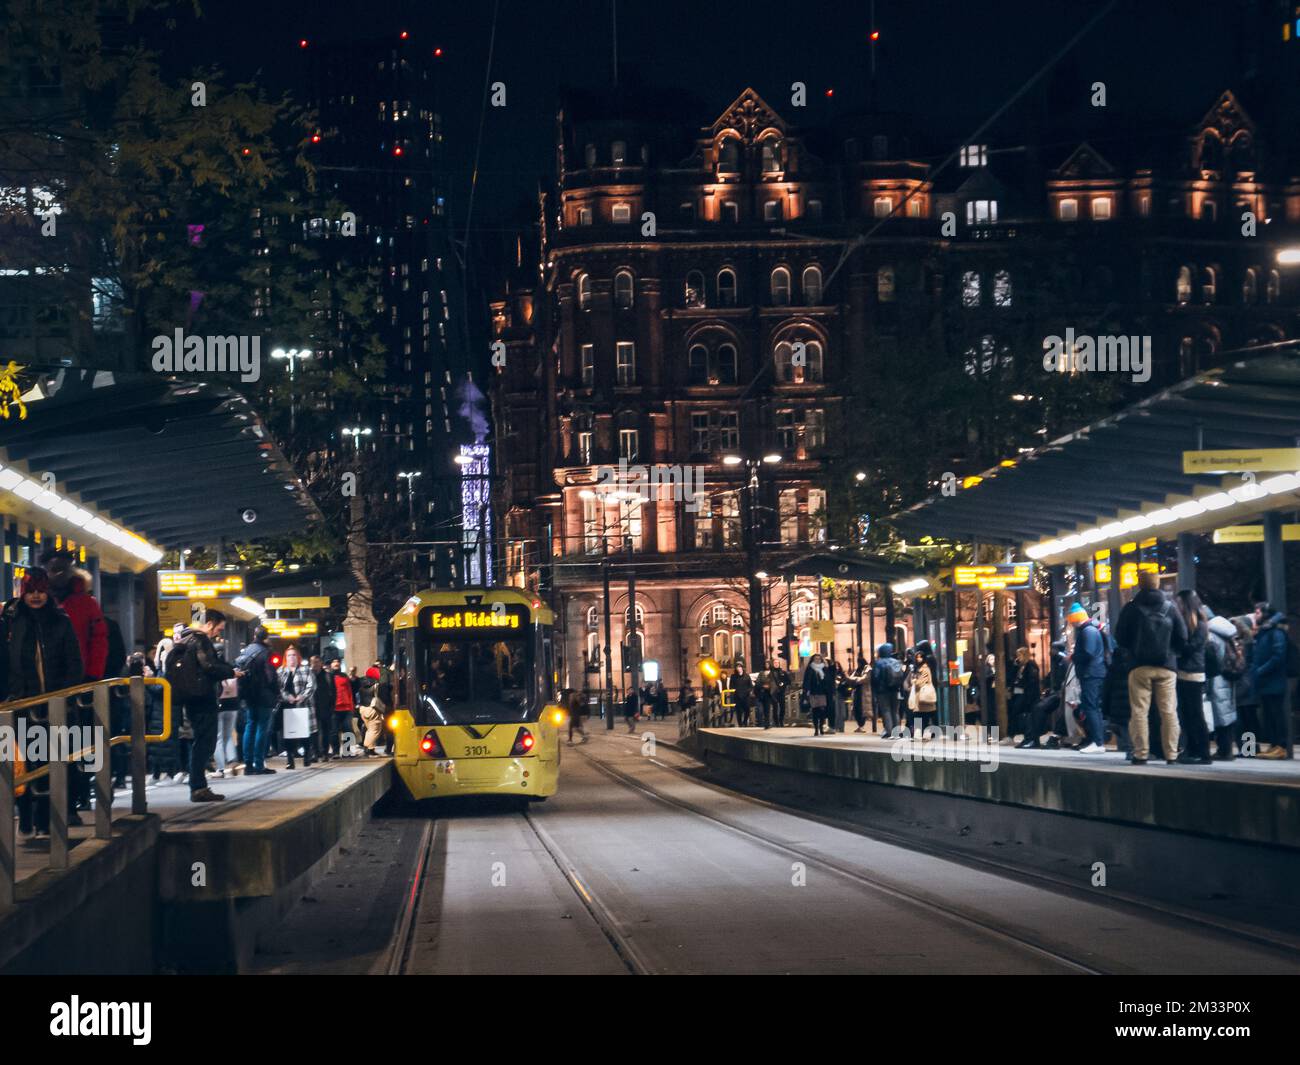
[724, 451, 781, 674]
[582, 486, 625, 729]
[397, 470, 422, 529]
[341, 425, 372, 453]
[271, 347, 312, 435]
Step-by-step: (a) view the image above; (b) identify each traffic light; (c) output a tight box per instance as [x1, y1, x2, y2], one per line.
[270, 653, 283, 668]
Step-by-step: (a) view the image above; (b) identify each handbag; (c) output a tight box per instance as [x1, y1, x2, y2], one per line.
[282, 704, 312, 739]
[907, 685, 919, 711]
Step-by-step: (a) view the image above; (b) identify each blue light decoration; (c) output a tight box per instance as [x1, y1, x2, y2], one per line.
[460, 443, 493, 585]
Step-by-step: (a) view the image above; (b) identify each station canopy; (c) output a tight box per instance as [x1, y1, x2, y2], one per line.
[888, 347, 1300, 564]
[0, 369, 320, 560]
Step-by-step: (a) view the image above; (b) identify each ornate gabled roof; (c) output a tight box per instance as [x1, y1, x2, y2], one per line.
[709, 87, 787, 139]
[1195, 89, 1256, 141]
[1053, 141, 1116, 179]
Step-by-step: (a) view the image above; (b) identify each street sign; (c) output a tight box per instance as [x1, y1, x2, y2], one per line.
[809, 619, 835, 642]
[1182, 448, 1300, 475]
[953, 563, 1033, 591]
[1212, 524, 1300, 544]
[265, 596, 330, 610]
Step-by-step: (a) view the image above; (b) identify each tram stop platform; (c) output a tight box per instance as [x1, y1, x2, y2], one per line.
[2, 755, 392, 975]
[664, 721, 1300, 937]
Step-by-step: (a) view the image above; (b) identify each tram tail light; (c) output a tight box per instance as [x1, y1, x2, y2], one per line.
[420, 730, 446, 757]
[509, 727, 535, 756]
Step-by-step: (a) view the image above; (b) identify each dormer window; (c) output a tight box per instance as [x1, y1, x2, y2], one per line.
[611, 140, 627, 165]
[960, 144, 987, 167]
[966, 199, 998, 224]
[718, 138, 740, 173]
[761, 139, 781, 173]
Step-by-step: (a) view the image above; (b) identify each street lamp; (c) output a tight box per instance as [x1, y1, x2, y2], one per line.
[1276, 247, 1300, 265]
[722, 451, 782, 674]
[397, 470, 422, 527]
[272, 347, 312, 434]
[341, 426, 372, 452]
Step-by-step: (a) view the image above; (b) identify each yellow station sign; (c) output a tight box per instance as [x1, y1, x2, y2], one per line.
[953, 563, 1033, 591]
[264, 596, 331, 610]
[1182, 448, 1300, 475]
[1212, 524, 1300, 544]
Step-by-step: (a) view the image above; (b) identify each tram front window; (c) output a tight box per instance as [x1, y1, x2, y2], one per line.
[417, 633, 534, 725]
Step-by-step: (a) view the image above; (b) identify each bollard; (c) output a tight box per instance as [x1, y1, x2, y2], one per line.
[0, 708, 14, 907]
[93, 685, 112, 840]
[49, 696, 68, 871]
[130, 677, 147, 816]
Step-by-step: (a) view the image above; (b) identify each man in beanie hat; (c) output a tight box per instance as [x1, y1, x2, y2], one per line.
[1114, 571, 1187, 765]
[1068, 602, 1109, 753]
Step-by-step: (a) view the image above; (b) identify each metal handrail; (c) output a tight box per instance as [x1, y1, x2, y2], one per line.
[2, 676, 173, 907]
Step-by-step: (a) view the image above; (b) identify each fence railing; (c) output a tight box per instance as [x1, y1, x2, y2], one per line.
[1, 676, 171, 907]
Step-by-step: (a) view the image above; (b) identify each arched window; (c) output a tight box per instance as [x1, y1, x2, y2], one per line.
[775, 339, 823, 384]
[687, 344, 708, 384]
[1202, 266, 1217, 304]
[961, 270, 981, 307]
[623, 604, 644, 630]
[802, 265, 823, 305]
[1176, 266, 1193, 304]
[717, 268, 737, 307]
[577, 272, 591, 311]
[770, 266, 791, 306]
[1243, 267, 1258, 305]
[877, 265, 896, 303]
[1267, 269, 1281, 304]
[761, 138, 782, 173]
[1178, 336, 1195, 377]
[685, 270, 706, 308]
[611, 140, 627, 165]
[614, 269, 634, 310]
[716, 343, 737, 385]
[717, 138, 740, 173]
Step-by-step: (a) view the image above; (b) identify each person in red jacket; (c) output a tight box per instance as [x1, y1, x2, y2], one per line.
[331, 659, 356, 756]
[42, 551, 108, 681]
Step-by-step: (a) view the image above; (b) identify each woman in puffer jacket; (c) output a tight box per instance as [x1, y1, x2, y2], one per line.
[1206, 614, 1241, 760]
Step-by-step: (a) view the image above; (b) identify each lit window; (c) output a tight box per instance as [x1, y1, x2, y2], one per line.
[761, 139, 781, 173]
[1137, 192, 1151, 217]
[779, 489, 799, 543]
[577, 272, 592, 309]
[1092, 197, 1112, 220]
[808, 489, 827, 542]
[966, 199, 998, 224]
[877, 265, 896, 302]
[961, 271, 982, 307]
[804, 409, 825, 449]
[717, 268, 737, 306]
[803, 265, 823, 305]
[616, 341, 636, 386]
[614, 269, 634, 308]
[873, 196, 892, 219]
[578, 206, 593, 226]
[685, 270, 706, 307]
[1059, 198, 1079, 221]
[906, 197, 923, 217]
[577, 430, 593, 464]
[764, 200, 781, 222]
[612, 202, 631, 224]
[580, 343, 595, 387]
[1176, 266, 1193, 304]
[694, 494, 714, 548]
[960, 144, 987, 167]
[770, 266, 791, 305]
[618, 428, 639, 461]
[993, 270, 1012, 307]
[611, 140, 627, 165]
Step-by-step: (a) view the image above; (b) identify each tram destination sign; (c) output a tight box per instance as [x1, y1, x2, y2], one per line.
[422, 605, 526, 632]
[953, 563, 1033, 591]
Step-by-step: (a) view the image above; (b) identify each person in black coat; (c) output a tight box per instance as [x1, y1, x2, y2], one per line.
[802, 653, 837, 736]
[1008, 647, 1041, 740]
[0, 568, 84, 837]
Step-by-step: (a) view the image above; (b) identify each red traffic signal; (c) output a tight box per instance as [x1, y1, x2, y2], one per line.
[270, 653, 283, 668]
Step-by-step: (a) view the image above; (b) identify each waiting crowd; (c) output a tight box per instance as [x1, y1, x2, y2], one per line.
[5, 554, 394, 843]
[571, 571, 1296, 765]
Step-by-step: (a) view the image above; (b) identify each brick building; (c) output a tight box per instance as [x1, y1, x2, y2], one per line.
[491, 85, 1300, 695]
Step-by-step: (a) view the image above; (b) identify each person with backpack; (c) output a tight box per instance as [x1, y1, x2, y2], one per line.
[1251, 602, 1293, 760]
[235, 626, 278, 775]
[166, 609, 236, 802]
[1114, 571, 1188, 766]
[1173, 591, 1212, 764]
[870, 643, 906, 737]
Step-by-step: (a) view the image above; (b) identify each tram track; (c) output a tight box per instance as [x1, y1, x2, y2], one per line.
[575, 745, 1106, 975]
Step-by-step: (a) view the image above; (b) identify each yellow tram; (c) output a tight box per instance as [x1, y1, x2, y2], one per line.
[386, 588, 563, 801]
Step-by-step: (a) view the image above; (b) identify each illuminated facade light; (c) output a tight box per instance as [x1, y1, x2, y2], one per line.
[460, 444, 493, 585]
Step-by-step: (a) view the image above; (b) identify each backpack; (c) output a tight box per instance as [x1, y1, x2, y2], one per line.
[1220, 637, 1245, 680]
[235, 644, 273, 704]
[1133, 600, 1174, 667]
[879, 657, 906, 691]
[163, 636, 210, 701]
[1204, 637, 1222, 679]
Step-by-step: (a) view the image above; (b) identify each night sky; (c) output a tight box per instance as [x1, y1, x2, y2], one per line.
[154, 0, 1250, 234]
